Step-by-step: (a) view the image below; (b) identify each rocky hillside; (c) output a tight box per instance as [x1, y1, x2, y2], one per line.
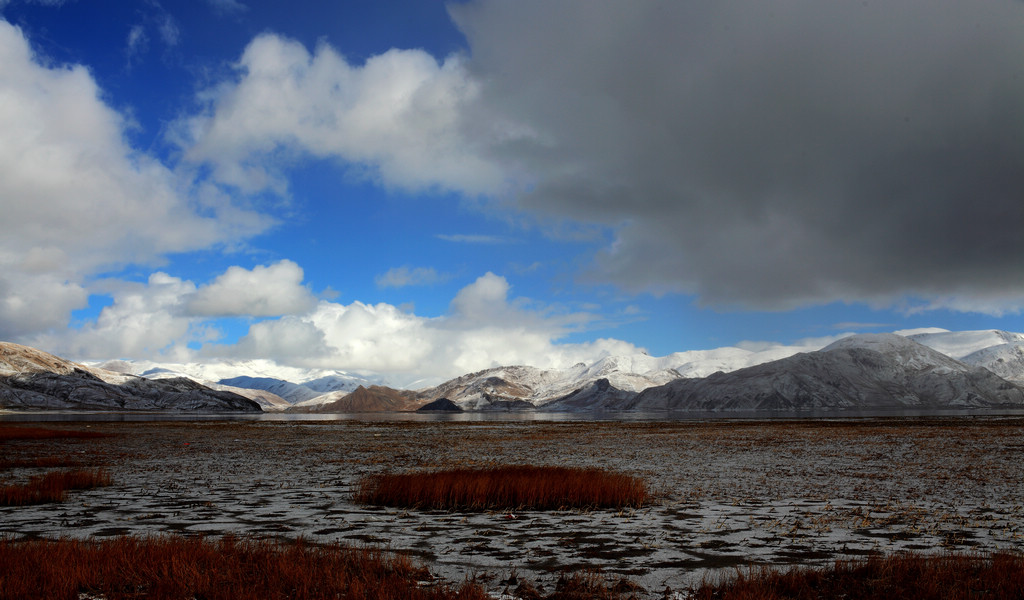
[594, 334, 1024, 412]
[289, 332, 1024, 413]
[287, 385, 422, 413]
[0, 342, 261, 412]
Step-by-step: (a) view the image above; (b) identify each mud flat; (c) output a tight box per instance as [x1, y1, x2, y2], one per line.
[2, 417, 1022, 597]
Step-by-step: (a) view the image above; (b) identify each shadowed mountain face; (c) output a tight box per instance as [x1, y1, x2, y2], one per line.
[605, 334, 1024, 412]
[0, 342, 261, 412]
[286, 385, 423, 413]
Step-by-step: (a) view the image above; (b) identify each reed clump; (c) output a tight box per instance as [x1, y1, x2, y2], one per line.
[0, 468, 112, 506]
[0, 535, 489, 600]
[690, 552, 1024, 600]
[355, 465, 649, 510]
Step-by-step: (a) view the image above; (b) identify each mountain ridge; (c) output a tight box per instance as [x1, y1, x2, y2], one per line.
[1, 342, 262, 412]
[6, 328, 1024, 413]
[591, 334, 1024, 412]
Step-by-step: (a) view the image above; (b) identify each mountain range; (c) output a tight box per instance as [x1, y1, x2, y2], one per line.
[2, 329, 1023, 413]
[0, 342, 262, 412]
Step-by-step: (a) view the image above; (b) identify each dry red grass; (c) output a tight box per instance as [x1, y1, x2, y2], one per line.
[690, 552, 1024, 600]
[0, 535, 490, 600]
[0, 468, 112, 506]
[355, 465, 649, 510]
[0, 425, 111, 441]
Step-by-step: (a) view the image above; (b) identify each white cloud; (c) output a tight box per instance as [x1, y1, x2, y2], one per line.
[0, 273, 88, 338]
[375, 266, 446, 289]
[227, 315, 330, 362]
[126, 25, 147, 58]
[177, 33, 506, 195]
[155, 9, 179, 47]
[29, 265, 638, 382]
[28, 260, 316, 361]
[436, 233, 510, 244]
[205, 0, 247, 16]
[0, 0, 68, 6]
[31, 272, 200, 361]
[172, 2, 1024, 317]
[0, 21, 272, 341]
[449, 271, 512, 324]
[185, 260, 316, 317]
[901, 294, 1024, 319]
[227, 273, 641, 379]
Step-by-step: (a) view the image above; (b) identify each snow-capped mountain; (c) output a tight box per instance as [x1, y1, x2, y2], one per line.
[14, 328, 1023, 413]
[215, 376, 323, 405]
[589, 334, 1024, 412]
[0, 342, 261, 412]
[905, 329, 1024, 383]
[89, 359, 403, 410]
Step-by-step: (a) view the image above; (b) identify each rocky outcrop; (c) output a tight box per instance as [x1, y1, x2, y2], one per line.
[287, 385, 423, 413]
[543, 378, 636, 411]
[416, 398, 463, 412]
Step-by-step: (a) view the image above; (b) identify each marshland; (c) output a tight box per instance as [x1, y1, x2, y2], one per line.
[1, 416, 1023, 598]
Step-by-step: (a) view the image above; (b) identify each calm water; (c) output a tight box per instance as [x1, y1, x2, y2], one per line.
[3, 408, 1024, 423]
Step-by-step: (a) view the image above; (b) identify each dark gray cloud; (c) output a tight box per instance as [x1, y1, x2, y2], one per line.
[451, 0, 1024, 313]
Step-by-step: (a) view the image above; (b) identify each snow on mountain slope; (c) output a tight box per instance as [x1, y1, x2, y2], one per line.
[612, 334, 1024, 412]
[1, 342, 262, 412]
[76, 328, 1024, 409]
[89, 359, 399, 403]
[302, 374, 377, 395]
[960, 344, 1024, 383]
[904, 329, 1024, 382]
[4, 343, 134, 385]
[822, 333, 968, 371]
[101, 364, 290, 410]
[216, 376, 322, 404]
[906, 329, 1024, 359]
[416, 339, 843, 409]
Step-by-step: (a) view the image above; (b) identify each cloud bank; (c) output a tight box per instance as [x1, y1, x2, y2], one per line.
[0, 21, 270, 338]
[173, 1, 1024, 316]
[4, 1, 1023, 381]
[375, 266, 446, 289]
[449, 0, 1024, 314]
[34, 271, 639, 381]
[186, 260, 316, 317]
[177, 33, 504, 195]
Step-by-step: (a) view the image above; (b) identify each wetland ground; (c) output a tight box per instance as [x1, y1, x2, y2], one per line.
[1, 416, 1022, 597]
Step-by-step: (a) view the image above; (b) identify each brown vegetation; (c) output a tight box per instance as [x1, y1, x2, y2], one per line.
[355, 465, 649, 510]
[0, 535, 489, 600]
[0, 468, 112, 506]
[0, 425, 111, 441]
[690, 552, 1024, 600]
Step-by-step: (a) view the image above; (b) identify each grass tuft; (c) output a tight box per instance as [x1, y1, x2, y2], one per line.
[0, 468, 112, 506]
[690, 552, 1024, 600]
[0, 535, 490, 600]
[355, 465, 649, 510]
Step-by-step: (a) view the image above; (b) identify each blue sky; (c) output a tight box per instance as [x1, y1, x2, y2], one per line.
[1, 0, 1022, 381]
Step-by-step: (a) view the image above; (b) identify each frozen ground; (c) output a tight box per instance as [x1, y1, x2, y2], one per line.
[2, 417, 1023, 597]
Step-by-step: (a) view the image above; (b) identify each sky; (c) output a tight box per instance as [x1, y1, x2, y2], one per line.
[1, 0, 1022, 383]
